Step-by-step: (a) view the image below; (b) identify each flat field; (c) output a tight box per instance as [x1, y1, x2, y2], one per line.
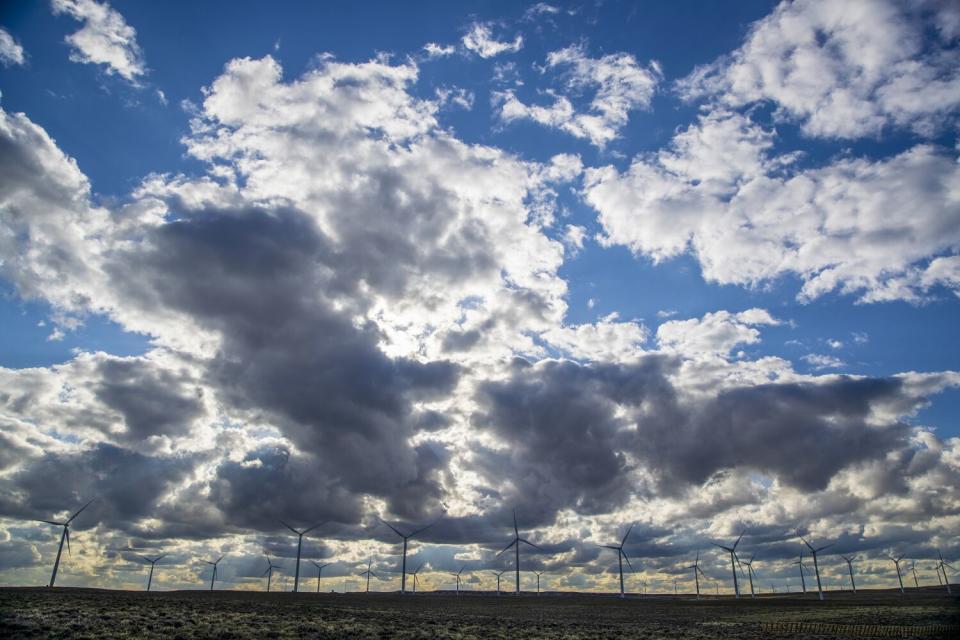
[0, 587, 957, 639]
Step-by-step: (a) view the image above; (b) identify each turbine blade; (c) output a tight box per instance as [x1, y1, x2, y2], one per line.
[495, 538, 518, 557]
[38, 520, 64, 527]
[622, 552, 634, 571]
[302, 522, 325, 535]
[801, 536, 815, 552]
[155, 554, 167, 563]
[520, 538, 544, 552]
[262, 567, 271, 577]
[279, 520, 300, 535]
[513, 509, 519, 537]
[67, 499, 94, 524]
[215, 556, 224, 565]
[601, 545, 621, 550]
[621, 524, 634, 547]
[65, 528, 71, 556]
[711, 543, 731, 552]
[733, 531, 744, 550]
[817, 544, 834, 553]
[408, 516, 441, 539]
[378, 517, 405, 538]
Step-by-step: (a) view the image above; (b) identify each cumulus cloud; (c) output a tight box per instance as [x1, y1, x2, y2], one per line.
[583, 109, 960, 302]
[676, 0, 960, 138]
[51, 0, 146, 83]
[0, 27, 25, 67]
[461, 22, 523, 58]
[496, 44, 661, 146]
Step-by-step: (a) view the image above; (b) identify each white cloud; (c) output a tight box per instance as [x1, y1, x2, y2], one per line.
[583, 109, 960, 302]
[461, 22, 523, 58]
[801, 353, 845, 370]
[656, 309, 677, 319]
[496, 44, 660, 147]
[563, 224, 586, 255]
[51, 0, 146, 84]
[656, 308, 779, 358]
[542, 313, 649, 362]
[0, 27, 25, 67]
[423, 42, 456, 58]
[677, 0, 960, 138]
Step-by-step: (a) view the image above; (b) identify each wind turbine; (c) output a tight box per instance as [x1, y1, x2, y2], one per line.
[491, 569, 506, 595]
[280, 520, 323, 593]
[411, 563, 425, 594]
[686, 550, 708, 599]
[138, 554, 167, 592]
[601, 524, 634, 598]
[712, 531, 744, 598]
[496, 509, 544, 595]
[799, 535, 832, 601]
[889, 555, 906, 594]
[909, 560, 920, 589]
[203, 556, 224, 591]
[793, 552, 810, 594]
[739, 553, 758, 598]
[311, 561, 331, 593]
[533, 570, 545, 595]
[360, 559, 377, 593]
[38, 499, 93, 588]
[262, 557, 280, 592]
[840, 554, 857, 593]
[450, 565, 466, 596]
[936, 550, 954, 596]
[378, 512, 442, 594]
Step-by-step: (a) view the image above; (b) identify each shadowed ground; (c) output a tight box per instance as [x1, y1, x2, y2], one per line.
[0, 586, 956, 639]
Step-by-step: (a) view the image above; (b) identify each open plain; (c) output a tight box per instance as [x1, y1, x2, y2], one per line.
[0, 587, 957, 639]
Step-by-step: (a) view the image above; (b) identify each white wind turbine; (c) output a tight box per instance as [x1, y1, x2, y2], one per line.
[739, 553, 758, 598]
[840, 554, 857, 593]
[450, 565, 466, 596]
[792, 552, 811, 595]
[491, 569, 506, 596]
[496, 509, 544, 595]
[686, 550, 708, 599]
[889, 555, 906, 594]
[262, 557, 281, 592]
[909, 560, 920, 589]
[38, 499, 93, 588]
[138, 553, 167, 592]
[280, 520, 323, 593]
[378, 512, 443, 594]
[533, 570, 545, 595]
[601, 524, 634, 598]
[712, 531, 744, 598]
[410, 562, 425, 594]
[799, 534, 832, 601]
[203, 556, 224, 591]
[311, 561, 331, 593]
[360, 559, 377, 593]
[936, 550, 954, 595]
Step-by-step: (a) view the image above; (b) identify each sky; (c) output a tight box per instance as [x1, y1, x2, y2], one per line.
[0, 0, 958, 595]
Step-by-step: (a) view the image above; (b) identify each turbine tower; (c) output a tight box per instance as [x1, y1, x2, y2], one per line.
[889, 555, 905, 594]
[686, 550, 708, 599]
[793, 552, 810, 594]
[909, 560, 920, 589]
[139, 554, 167, 592]
[451, 565, 466, 596]
[533, 570, 545, 595]
[38, 499, 93, 588]
[800, 534, 832, 601]
[378, 512, 442, 594]
[840, 554, 857, 593]
[712, 531, 744, 598]
[491, 570, 506, 595]
[262, 557, 280, 592]
[601, 524, 634, 598]
[739, 553, 758, 598]
[359, 559, 377, 593]
[311, 561, 331, 593]
[936, 550, 954, 595]
[280, 520, 323, 593]
[496, 509, 543, 595]
[203, 556, 224, 591]
[411, 563, 425, 594]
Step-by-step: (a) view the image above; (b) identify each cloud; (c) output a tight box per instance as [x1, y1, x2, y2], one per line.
[51, 0, 146, 84]
[496, 44, 661, 146]
[583, 109, 960, 302]
[461, 22, 523, 58]
[802, 353, 846, 370]
[657, 308, 779, 358]
[676, 0, 960, 138]
[0, 28, 25, 67]
[422, 42, 456, 58]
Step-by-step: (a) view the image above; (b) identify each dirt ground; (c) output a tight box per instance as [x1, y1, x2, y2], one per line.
[0, 586, 957, 639]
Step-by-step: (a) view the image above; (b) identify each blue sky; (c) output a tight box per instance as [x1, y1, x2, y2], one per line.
[0, 0, 958, 593]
